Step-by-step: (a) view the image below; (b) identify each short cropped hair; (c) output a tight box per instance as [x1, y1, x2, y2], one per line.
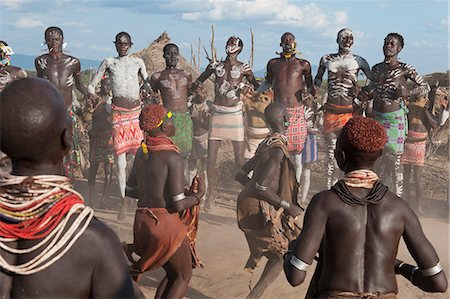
[139, 104, 166, 131]
[341, 116, 386, 153]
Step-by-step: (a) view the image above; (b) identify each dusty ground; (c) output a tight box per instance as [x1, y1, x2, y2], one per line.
[76, 140, 450, 299]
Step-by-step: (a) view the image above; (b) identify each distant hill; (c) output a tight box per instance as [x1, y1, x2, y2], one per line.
[11, 54, 101, 71]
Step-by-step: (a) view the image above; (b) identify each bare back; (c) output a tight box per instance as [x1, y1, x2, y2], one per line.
[127, 149, 185, 209]
[293, 189, 441, 294]
[0, 218, 137, 298]
[267, 57, 312, 108]
[35, 53, 81, 108]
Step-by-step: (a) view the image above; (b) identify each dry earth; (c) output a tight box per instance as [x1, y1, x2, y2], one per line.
[75, 139, 450, 299]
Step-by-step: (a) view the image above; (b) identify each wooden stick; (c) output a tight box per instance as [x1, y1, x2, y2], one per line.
[250, 28, 255, 68]
[211, 24, 217, 62]
[190, 44, 194, 68]
[197, 37, 201, 72]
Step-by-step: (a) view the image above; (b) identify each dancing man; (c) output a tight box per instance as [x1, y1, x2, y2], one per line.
[284, 116, 447, 297]
[257, 32, 315, 188]
[122, 104, 204, 298]
[88, 31, 151, 220]
[364, 33, 430, 197]
[314, 28, 373, 189]
[235, 102, 303, 299]
[150, 43, 193, 183]
[193, 36, 259, 211]
[0, 77, 140, 298]
[0, 41, 27, 92]
[35, 27, 91, 178]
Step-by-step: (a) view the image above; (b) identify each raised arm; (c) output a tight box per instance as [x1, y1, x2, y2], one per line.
[357, 56, 374, 82]
[284, 193, 327, 286]
[243, 63, 260, 89]
[397, 205, 448, 292]
[88, 59, 108, 95]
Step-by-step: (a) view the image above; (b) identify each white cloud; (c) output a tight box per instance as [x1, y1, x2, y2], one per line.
[89, 45, 110, 52]
[0, 0, 25, 10]
[80, 29, 93, 33]
[62, 21, 86, 27]
[15, 16, 44, 29]
[441, 17, 449, 26]
[180, 0, 347, 34]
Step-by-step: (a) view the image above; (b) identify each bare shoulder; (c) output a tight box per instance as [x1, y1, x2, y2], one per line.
[80, 217, 122, 248]
[35, 54, 48, 62]
[151, 71, 162, 80]
[268, 57, 281, 66]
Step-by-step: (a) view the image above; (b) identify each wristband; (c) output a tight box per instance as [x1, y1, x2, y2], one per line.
[290, 255, 310, 272]
[420, 262, 443, 277]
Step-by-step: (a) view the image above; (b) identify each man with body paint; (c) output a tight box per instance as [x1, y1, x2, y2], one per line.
[151, 43, 193, 184]
[257, 32, 315, 194]
[88, 32, 151, 220]
[314, 28, 373, 190]
[0, 41, 27, 92]
[362, 33, 430, 197]
[35, 27, 91, 179]
[193, 36, 259, 211]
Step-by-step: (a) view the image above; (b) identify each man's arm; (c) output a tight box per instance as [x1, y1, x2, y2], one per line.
[90, 220, 142, 298]
[73, 60, 89, 97]
[88, 59, 108, 95]
[167, 153, 200, 212]
[255, 60, 273, 93]
[302, 60, 316, 97]
[252, 148, 302, 216]
[357, 56, 374, 82]
[405, 65, 431, 99]
[399, 205, 448, 292]
[284, 193, 328, 286]
[125, 158, 139, 199]
[34, 57, 44, 78]
[314, 57, 326, 87]
[234, 156, 257, 186]
[243, 63, 260, 89]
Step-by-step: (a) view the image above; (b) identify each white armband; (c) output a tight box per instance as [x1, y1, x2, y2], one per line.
[172, 192, 186, 202]
[290, 255, 310, 272]
[420, 262, 443, 277]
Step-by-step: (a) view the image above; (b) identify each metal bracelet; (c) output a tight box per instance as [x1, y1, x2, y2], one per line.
[290, 255, 310, 272]
[172, 192, 186, 202]
[410, 266, 419, 281]
[420, 262, 443, 277]
[279, 200, 291, 209]
[255, 182, 268, 191]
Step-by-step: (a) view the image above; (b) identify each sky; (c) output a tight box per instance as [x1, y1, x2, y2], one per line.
[1, 0, 449, 75]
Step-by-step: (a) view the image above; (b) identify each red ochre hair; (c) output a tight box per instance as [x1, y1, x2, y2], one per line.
[341, 116, 386, 152]
[139, 104, 166, 131]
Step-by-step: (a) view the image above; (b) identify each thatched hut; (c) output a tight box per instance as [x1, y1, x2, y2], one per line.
[132, 32, 214, 99]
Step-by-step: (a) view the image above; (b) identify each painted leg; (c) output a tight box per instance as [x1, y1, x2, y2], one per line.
[246, 252, 283, 299]
[301, 166, 311, 205]
[101, 161, 113, 208]
[87, 160, 99, 208]
[117, 153, 128, 221]
[205, 140, 221, 211]
[394, 154, 403, 197]
[325, 135, 337, 189]
[291, 153, 303, 184]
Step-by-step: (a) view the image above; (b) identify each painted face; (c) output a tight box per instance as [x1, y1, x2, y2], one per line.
[164, 45, 179, 67]
[45, 30, 63, 53]
[383, 35, 402, 58]
[338, 30, 354, 51]
[225, 37, 242, 54]
[280, 33, 296, 54]
[115, 35, 131, 57]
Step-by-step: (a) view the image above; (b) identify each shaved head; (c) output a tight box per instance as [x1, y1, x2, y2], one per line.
[0, 78, 70, 164]
[264, 102, 287, 130]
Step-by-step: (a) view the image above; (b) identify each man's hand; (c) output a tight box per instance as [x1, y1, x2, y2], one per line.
[187, 175, 205, 200]
[287, 204, 303, 217]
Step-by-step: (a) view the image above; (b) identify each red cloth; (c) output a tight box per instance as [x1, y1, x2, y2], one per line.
[286, 106, 308, 153]
[145, 135, 180, 154]
[401, 130, 428, 166]
[323, 103, 353, 133]
[111, 104, 143, 155]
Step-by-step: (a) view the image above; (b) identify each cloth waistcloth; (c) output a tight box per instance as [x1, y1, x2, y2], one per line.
[237, 133, 301, 270]
[171, 111, 194, 157]
[190, 132, 208, 160]
[111, 104, 143, 155]
[286, 106, 308, 154]
[323, 104, 353, 134]
[302, 133, 318, 163]
[209, 102, 245, 142]
[244, 127, 270, 159]
[318, 291, 397, 299]
[401, 130, 428, 166]
[129, 208, 188, 275]
[63, 107, 81, 178]
[373, 107, 408, 154]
